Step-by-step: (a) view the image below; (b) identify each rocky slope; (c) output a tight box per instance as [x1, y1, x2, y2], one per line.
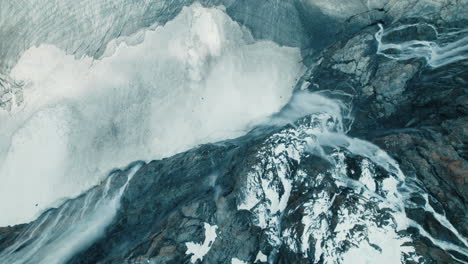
[1, 102, 466, 263]
[301, 17, 468, 247]
[0, 0, 467, 263]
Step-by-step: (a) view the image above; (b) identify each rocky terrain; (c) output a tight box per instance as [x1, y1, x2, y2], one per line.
[0, 0, 467, 263]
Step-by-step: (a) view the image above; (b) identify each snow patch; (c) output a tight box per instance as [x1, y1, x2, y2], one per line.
[255, 251, 268, 263]
[231, 258, 248, 264]
[185, 223, 218, 263]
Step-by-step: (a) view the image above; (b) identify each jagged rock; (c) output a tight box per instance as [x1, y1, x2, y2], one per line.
[1, 112, 465, 263]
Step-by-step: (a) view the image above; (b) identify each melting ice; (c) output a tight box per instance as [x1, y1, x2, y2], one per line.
[0, 4, 302, 226]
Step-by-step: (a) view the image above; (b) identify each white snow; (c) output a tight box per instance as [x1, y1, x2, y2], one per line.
[185, 223, 218, 263]
[359, 159, 376, 192]
[231, 258, 247, 264]
[0, 4, 302, 226]
[237, 170, 262, 212]
[254, 251, 268, 263]
[301, 191, 334, 259]
[236, 102, 438, 263]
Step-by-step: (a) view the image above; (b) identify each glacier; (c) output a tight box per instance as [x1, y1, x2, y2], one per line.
[0, 0, 467, 263]
[0, 4, 302, 226]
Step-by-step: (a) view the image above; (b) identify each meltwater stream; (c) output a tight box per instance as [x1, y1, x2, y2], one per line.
[0, 162, 144, 264]
[376, 23, 468, 68]
[0, 4, 302, 226]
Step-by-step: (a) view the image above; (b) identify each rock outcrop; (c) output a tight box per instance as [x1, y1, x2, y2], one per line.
[301, 17, 468, 247]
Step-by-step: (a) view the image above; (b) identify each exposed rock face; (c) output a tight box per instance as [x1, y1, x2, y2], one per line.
[0, 0, 467, 263]
[69, 115, 424, 264]
[296, 8, 468, 262]
[1, 110, 465, 263]
[301, 16, 468, 238]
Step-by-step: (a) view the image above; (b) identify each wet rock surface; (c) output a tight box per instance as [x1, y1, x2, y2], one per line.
[298, 9, 468, 262]
[63, 118, 421, 263]
[2, 111, 466, 263]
